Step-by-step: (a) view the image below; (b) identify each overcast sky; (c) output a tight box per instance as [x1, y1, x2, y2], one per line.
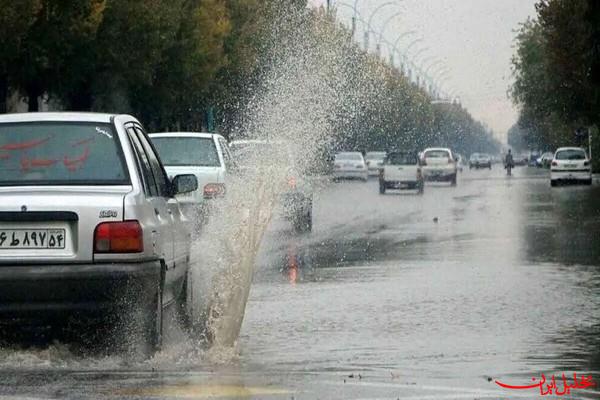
[309, 0, 537, 140]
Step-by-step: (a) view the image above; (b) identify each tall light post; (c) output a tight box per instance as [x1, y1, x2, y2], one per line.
[389, 31, 416, 68]
[375, 10, 404, 56]
[365, 1, 396, 51]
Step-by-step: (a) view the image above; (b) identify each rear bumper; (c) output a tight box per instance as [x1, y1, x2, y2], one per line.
[423, 168, 455, 181]
[382, 180, 420, 189]
[0, 261, 160, 318]
[333, 170, 368, 179]
[551, 170, 592, 181]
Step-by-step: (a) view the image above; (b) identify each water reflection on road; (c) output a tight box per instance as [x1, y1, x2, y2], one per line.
[242, 167, 600, 398]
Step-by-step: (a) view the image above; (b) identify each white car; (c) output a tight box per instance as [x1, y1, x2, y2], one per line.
[379, 151, 424, 194]
[149, 132, 234, 208]
[365, 152, 387, 176]
[0, 113, 198, 354]
[550, 147, 592, 186]
[333, 152, 368, 181]
[420, 148, 458, 185]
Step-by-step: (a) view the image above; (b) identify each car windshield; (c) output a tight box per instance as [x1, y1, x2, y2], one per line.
[0, 122, 128, 186]
[425, 150, 450, 158]
[151, 137, 220, 167]
[336, 153, 362, 161]
[556, 149, 586, 161]
[387, 153, 417, 165]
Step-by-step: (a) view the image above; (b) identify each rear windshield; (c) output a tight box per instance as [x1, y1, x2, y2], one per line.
[0, 122, 128, 186]
[556, 149, 586, 161]
[387, 153, 417, 165]
[336, 153, 362, 161]
[425, 150, 450, 158]
[151, 137, 220, 167]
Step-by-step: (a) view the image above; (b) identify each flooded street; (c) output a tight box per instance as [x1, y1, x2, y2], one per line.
[1, 167, 598, 399]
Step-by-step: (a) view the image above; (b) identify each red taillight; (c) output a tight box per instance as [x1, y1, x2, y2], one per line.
[204, 183, 226, 199]
[551, 161, 558, 167]
[94, 221, 143, 253]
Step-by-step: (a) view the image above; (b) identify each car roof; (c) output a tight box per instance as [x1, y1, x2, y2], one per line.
[423, 147, 452, 152]
[149, 132, 222, 139]
[0, 112, 126, 124]
[336, 151, 363, 155]
[555, 147, 585, 152]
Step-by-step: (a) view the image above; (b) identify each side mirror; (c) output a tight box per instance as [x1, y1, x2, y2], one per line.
[171, 174, 198, 196]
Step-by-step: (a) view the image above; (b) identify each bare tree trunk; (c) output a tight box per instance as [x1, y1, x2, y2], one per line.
[27, 85, 40, 112]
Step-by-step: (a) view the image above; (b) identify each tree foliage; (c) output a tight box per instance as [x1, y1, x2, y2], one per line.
[511, 0, 600, 158]
[1, 0, 498, 157]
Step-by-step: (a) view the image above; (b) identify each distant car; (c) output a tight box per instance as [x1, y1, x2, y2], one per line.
[420, 148, 458, 185]
[333, 152, 368, 181]
[550, 147, 592, 186]
[469, 153, 492, 169]
[149, 132, 234, 217]
[365, 152, 387, 176]
[0, 112, 198, 354]
[537, 152, 554, 168]
[229, 140, 313, 232]
[379, 152, 424, 194]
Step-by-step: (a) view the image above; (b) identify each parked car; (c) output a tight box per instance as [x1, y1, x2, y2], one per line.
[0, 113, 198, 354]
[379, 151, 424, 194]
[332, 152, 368, 181]
[229, 140, 313, 232]
[365, 152, 387, 176]
[420, 148, 458, 185]
[149, 132, 234, 222]
[469, 153, 492, 169]
[550, 147, 592, 186]
[537, 152, 554, 168]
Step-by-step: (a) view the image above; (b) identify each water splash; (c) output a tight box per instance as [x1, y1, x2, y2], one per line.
[190, 9, 354, 354]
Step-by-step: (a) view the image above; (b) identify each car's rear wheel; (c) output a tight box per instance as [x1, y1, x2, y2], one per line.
[294, 201, 313, 233]
[551, 180, 558, 187]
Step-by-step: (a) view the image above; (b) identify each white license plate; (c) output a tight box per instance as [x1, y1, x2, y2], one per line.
[0, 229, 66, 249]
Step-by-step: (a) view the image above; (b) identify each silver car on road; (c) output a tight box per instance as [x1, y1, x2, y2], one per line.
[0, 113, 198, 354]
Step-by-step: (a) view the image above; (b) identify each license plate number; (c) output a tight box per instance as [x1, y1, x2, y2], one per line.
[0, 229, 66, 249]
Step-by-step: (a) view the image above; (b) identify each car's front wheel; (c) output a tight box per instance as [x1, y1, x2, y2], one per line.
[584, 178, 593, 186]
[551, 180, 558, 187]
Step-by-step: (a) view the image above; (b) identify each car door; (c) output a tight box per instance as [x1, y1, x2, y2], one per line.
[133, 126, 188, 303]
[125, 125, 175, 281]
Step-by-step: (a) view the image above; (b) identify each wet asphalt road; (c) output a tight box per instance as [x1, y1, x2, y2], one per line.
[0, 166, 599, 399]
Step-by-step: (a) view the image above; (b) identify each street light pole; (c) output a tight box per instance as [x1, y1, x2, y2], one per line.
[365, 1, 396, 51]
[376, 10, 404, 57]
